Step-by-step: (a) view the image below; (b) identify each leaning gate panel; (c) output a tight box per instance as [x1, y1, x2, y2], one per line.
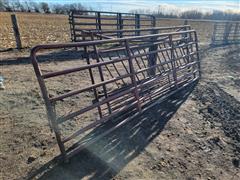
[31, 29, 200, 160]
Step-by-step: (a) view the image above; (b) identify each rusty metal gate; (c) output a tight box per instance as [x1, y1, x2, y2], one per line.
[69, 10, 156, 42]
[31, 29, 200, 160]
[82, 25, 191, 40]
[211, 21, 240, 45]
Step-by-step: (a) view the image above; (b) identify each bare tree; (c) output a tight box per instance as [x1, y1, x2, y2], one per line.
[2, 0, 12, 12]
[23, 1, 31, 12]
[40, 2, 50, 13]
[180, 10, 202, 19]
[52, 4, 65, 14]
[14, 0, 26, 12]
[0, 0, 4, 11]
[29, 1, 40, 13]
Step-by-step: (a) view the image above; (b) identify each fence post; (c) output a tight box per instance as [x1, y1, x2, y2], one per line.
[184, 19, 188, 25]
[148, 29, 158, 77]
[96, 12, 102, 40]
[69, 11, 73, 42]
[117, 13, 123, 38]
[11, 14, 22, 50]
[135, 14, 140, 36]
[151, 16, 156, 27]
[96, 12, 101, 31]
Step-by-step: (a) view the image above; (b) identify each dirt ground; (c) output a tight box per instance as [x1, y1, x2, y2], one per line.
[0, 11, 239, 180]
[0, 42, 239, 180]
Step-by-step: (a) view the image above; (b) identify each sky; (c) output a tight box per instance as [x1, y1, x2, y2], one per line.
[27, 0, 240, 13]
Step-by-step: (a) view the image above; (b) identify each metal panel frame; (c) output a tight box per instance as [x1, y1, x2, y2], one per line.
[69, 10, 156, 42]
[31, 29, 200, 161]
[211, 21, 240, 45]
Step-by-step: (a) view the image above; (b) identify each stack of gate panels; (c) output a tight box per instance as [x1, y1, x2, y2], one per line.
[31, 10, 200, 160]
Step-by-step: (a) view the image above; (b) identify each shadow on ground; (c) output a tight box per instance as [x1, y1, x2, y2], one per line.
[0, 49, 85, 65]
[26, 82, 197, 180]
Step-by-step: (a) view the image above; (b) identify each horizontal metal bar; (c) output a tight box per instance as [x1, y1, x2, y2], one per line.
[72, 16, 119, 21]
[74, 23, 119, 26]
[56, 60, 198, 125]
[50, 73, 131, 102]
[31, 30, 196, 55]
[91, 33, 113, 39]
[71, 10, 154, 17]
[58, 87, 135, 123]
[88, 25, 190, 34]
[98, 39, 197, 54]
[62, 100, 138, 143]
[42, 56, 129, 79]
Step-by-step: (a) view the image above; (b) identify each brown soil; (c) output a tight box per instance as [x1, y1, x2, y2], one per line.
[0, 43, 240, 180]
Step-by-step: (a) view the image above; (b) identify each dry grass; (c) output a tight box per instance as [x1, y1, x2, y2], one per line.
[0, 12, 70, 49]
[0, 12, 214, 49]
[156, 19, 214, 44]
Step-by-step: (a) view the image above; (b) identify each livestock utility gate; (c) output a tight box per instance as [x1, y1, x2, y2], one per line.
[211, 21, 240, 45]
[81, 25, 191, 41]
[31, 25, 200, 160]
[69, 10, 156, 42]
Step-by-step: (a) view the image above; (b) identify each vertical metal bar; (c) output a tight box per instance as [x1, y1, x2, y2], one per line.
[162, 41, 171, 61]
[31, 55, 66, 159]
[147, 29, 158, 77]
[96, 12, 102, 40]
[98, 55, 121, 88]
[124, 40, 141, 112]
[116, 51, 130, 74]
[97, 12, 101, 31]
[11, 14, 22, 50]
[173, 43, 181, 67]
[177, 43, 187, 64]
[71, 12, 77, 43]
[227, 23, 233, 43]
[81, 31, 87, 56]
[169, 35, 178, 88]
[180, 33, 192, 75]
[120, 14, 124, 31]
[85, 49, 103, 118]
[158, 43, 171, 71]
[136, 48, 147, 68]
[154, 48, 166, 74]
[182, 19, 189, 40]
[117, 13, 120, 37]
[135, 14, 140, 36]
[68, 11, 74, 42]
[91, 34, 112, 115]
[151, 16, 156, 27]
[108, 56, 127, 85]
[117, 13, 123, 38]
[194, 31, 201, 78]
[184, 19, 188, 26]
[131, 49, 146, 80]
[158, 43, 171, 84]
